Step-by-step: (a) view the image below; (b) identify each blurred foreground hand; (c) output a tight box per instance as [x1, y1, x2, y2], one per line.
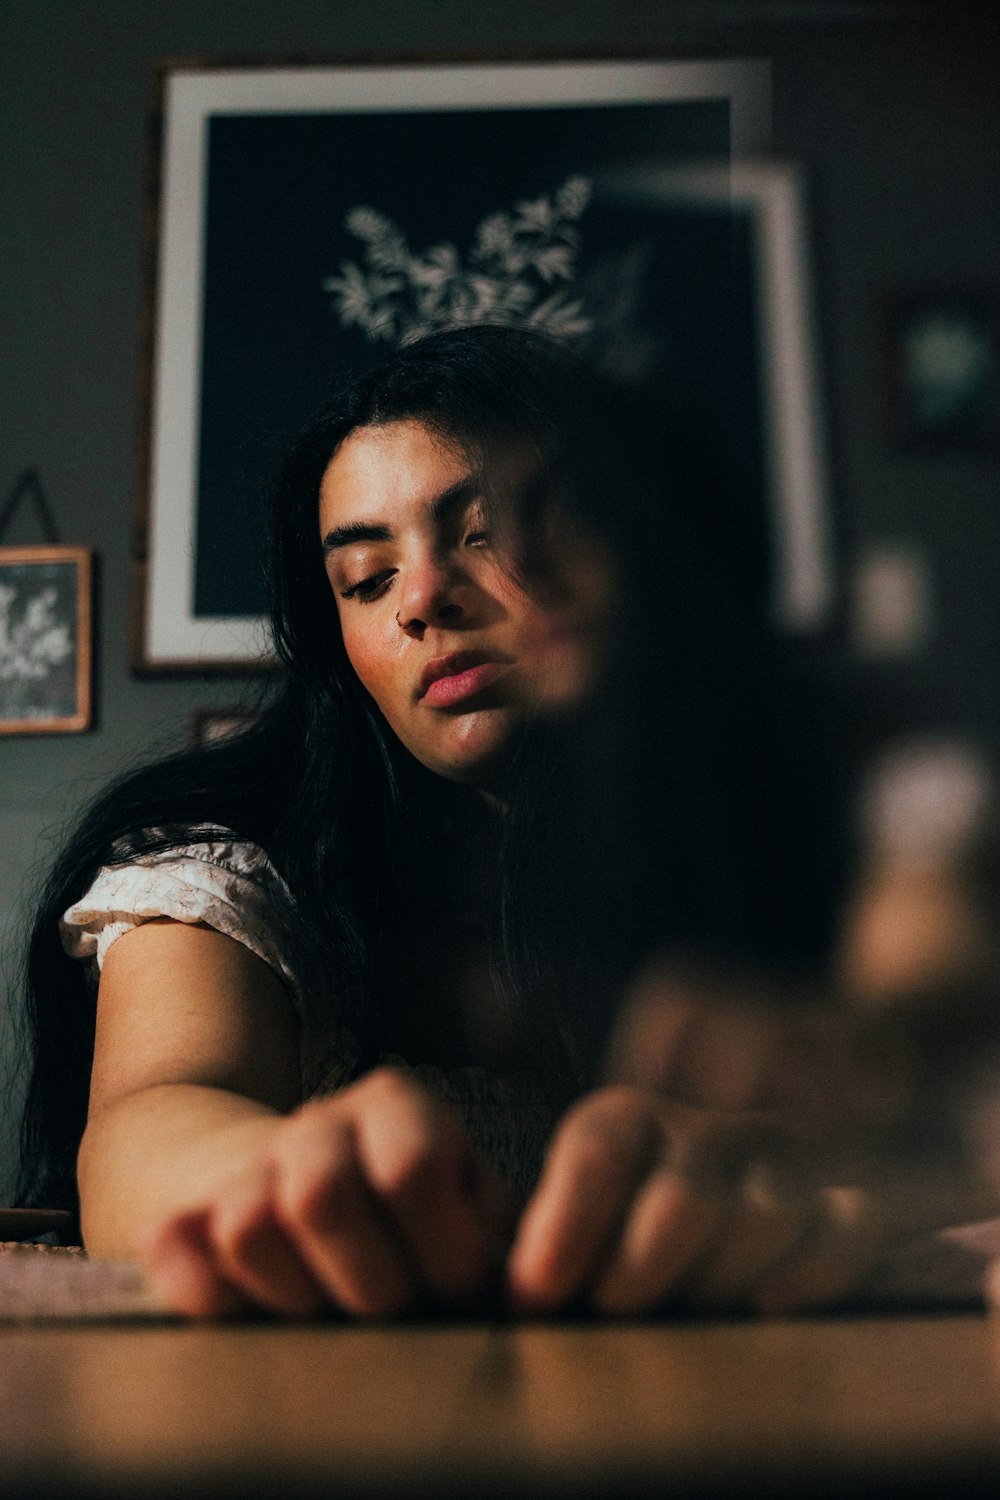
[505, 943, 1000, 1318]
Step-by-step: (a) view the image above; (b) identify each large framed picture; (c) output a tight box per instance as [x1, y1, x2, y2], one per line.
[0, 546, 93, 733]
[137, 55, 785, 669]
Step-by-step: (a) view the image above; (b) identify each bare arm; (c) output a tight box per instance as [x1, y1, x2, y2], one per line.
[78, 918, 302, 1256]
[78, 919, 504, 1317]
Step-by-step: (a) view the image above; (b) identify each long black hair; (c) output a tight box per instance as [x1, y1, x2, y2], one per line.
[14, 325, 854, 1217]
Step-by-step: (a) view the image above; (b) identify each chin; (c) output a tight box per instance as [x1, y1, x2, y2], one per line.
[427, 743, 510, 789]
[414, 712, 519, 789]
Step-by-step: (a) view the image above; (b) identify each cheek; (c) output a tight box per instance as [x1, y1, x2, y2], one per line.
[506, 592, 612, 715]
[337, 613, 397, 711]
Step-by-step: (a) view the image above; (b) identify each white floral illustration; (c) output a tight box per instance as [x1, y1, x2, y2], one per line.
[323, 176, 595, 344]
[0, 581, 73, 683]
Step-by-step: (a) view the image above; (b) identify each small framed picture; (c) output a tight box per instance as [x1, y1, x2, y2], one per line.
[191, 708, 258, 746]
[0, 545, 93, 734]
[884, 292, 1000, 454]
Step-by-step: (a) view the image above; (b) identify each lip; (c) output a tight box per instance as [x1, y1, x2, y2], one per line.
[418, 651, 511, 709]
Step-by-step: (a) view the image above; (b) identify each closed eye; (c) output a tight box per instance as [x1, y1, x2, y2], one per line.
[340, 569, 396, 602]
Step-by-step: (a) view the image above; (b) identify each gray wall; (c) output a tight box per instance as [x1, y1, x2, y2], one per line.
[2, 1, 998, 1197]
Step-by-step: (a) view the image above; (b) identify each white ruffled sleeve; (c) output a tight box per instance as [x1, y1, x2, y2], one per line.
[59, 839, 300, 1002]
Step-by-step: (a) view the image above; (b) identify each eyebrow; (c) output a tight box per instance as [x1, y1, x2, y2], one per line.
[321, 476, 481, 555]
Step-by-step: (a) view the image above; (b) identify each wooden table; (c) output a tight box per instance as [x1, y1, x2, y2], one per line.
[3, 1314, 1000, 1498]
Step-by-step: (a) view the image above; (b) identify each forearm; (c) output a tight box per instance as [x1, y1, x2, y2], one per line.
[78, 1083, 285, 1257]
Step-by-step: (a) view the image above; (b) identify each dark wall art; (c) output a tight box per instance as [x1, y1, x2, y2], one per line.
[137, 57, 794, 668]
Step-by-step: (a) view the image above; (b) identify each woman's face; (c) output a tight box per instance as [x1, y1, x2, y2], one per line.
[319, 419, 612, 786]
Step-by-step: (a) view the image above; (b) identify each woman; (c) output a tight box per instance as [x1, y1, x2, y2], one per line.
[16, 327, 996, 1318]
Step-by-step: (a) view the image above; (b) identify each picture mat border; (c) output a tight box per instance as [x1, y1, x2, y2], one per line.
[138, 56, 771, 669]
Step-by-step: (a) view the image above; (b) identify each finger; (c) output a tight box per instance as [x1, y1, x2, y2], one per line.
[683, 1162, 810, 1309]
[142, 1210, 248, 1320]
[355, 1071, 497, 1303]
[684, 1006, 774, 1112]
[588, 1109, 787, 1314]
[591, 1165, 724, 1314]
[272, 1108, 417, 1318]
[751, 1186, 884, 1314]
[206, 1160, 329, 1317]
[507, 1093, 659, 1313]
[605, 989, 695, 1086]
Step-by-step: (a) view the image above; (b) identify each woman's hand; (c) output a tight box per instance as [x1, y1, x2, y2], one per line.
[603, 957, 912, 1128]
[506, 1085, 895, 1317]
[509, 948, 1000, 1317]
[142, 1067, 508, 1320]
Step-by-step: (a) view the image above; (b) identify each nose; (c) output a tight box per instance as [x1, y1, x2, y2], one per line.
[395, 557, 466, 640]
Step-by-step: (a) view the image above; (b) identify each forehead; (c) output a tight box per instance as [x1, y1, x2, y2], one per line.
[318, 420, 470, 530]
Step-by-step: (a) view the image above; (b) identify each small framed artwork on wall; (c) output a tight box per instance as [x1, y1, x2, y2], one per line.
[0, 545, 93, 734]
[190, 708, 258, 746]
[884, 291, 1000, 455]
